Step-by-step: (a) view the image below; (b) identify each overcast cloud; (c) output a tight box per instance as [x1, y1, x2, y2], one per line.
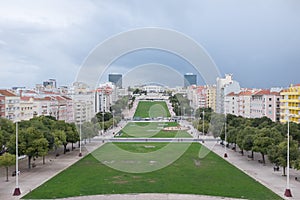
[0, 0, 299, 88]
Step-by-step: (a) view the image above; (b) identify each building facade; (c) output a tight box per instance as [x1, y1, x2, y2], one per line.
[224, 89, 281, 122]
[94, 83, 116, 113]
[0, 90, 20, 121]
[280, 84, 300, 124]
[19, 97, 34, 121]
[108, 74, 122, 88]
[184, 73, 197, 87]
[216, 74, 241, 114]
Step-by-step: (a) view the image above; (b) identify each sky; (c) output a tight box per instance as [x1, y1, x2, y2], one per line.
[0, 0, 300, 89]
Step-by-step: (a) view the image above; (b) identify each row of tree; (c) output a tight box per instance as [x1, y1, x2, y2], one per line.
[0, 95, 133, 180]
[192, 108, 300, 175]
[169, 94, 193, 116]
[1, 116, 80, 169]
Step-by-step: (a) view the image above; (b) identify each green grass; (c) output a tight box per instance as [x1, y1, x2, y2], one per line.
[134, 101, 171, 118]
[118, 122, 191, 138]
[23, 143, 282, 200]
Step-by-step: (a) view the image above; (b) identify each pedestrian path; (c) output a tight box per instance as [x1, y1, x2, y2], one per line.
[202, 140, 300, 200]
[61, 193, 245, 200]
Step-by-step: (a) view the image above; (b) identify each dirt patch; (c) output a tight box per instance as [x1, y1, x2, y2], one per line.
[193, 159, 201, 167]
[132, 176, 141, 179]
[163, 126, 189, 131]
[148, 179, 156, 183]
[112, 180, 129, 184]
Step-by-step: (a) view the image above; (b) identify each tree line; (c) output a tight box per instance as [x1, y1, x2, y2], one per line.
[0, 96, 131, 180]
[193, 108, 300, 175]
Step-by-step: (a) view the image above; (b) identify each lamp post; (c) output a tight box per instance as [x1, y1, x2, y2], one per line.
[13, 120, 21, 196]
[112, 110, 115, 129]
[102, 111, 105, 135]
[78, 102, 82, 157]
[284, 114, 292, 197]
[224, 113, 228, 158]
[202, 110, 205, 143]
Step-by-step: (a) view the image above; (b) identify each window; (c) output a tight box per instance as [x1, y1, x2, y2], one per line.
[269, 98, 272, 101]
[269, 105, 272, 107]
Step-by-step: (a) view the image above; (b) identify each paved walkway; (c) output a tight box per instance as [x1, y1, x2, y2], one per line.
[60, 194, 244, 200]
[202, 140, 300, 200]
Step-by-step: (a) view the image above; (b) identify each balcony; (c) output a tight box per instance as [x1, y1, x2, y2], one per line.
[280, 99, 300, 103]
[281, 92, 300, 95]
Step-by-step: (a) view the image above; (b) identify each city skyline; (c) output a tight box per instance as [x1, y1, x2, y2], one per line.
[1, 1, 300, 89]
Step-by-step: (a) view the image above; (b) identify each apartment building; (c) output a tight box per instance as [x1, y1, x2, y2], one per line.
[55, 96, 73, 123]
[19, 97, 34, 121]
[0, 95, 4, 118]
[216, 74, 241, 114]
[33, 97, 57, 118]
[207, 85, 217, 111]
[94, 83, 116, 113]
[187, 85, 217, 111]
[280, 84, 300, 124]
[225, 92, 239, 115]
[224, 88, 281, 122]
[0, 90, 20, 121]
[251, 90, 281, 122]
[73, 93, 95, 124]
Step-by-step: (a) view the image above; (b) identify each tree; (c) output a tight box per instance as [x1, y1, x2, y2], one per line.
[243, 134, 255, 159]
[252, 128, 282, 164]
[195, 107, 213, 121]
[0, 153, 15, 181]
[236, 126, 256, 156]
[53, 130, 66, 157]
[268, 139, 299, 176]
[81, 122, 96, 144]
[34, 138, 49, 165]
[8, 127, 48, 169]
[209, 113, 225, 138]
[253, 136, 273, 164]
[0, 117, 15, 151]
[65, 123, 79, 151]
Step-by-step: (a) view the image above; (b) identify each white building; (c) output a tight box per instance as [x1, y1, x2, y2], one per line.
[216, 74, 241, 114]
[19, 97, 34, 121]
[0, 90, 20, 121]
[94, 83, 116, 113]
[73, 94, 95, 124]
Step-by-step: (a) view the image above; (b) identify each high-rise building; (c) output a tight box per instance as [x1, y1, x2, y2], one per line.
[184, 73, 197, 87]
[280, 84, 300, 124]
[43, 79, 57, 89]
[216, 74, 240, 114]
[108, 74, 122, 88]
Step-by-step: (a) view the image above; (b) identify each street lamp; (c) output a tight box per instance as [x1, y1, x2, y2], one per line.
[78, 102, 82, 157]
[13, 120, 21, 196]
[102, 111, 105, 135]
[112, 110, 115, 129]
[284, 114, 292, 197]
[202, 110, 205, 143]
[224, 113, 228, 158]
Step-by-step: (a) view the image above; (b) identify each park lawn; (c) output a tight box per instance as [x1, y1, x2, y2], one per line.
[23, 143, 282, 200]
[134, 101, 171, 118]
[118, 122, 191, 138]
